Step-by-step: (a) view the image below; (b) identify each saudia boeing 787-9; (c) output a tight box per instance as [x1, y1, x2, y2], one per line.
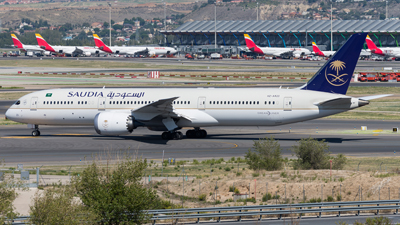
[5, 33, 389, 140]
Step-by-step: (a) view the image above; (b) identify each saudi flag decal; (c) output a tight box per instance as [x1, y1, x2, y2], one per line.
[46, 93, 52, 97]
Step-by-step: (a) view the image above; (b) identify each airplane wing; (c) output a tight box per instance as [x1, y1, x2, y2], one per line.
[359, 94, 392, 101]
[132, 96, 181, 121]
[125, 48, 148, 55]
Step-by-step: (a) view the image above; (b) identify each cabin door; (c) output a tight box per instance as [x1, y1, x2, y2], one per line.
[98, 97, 106, 111]
[30, 97, 38, 111]
[283, 97, 292, 111]
[197, 97, 206, 110]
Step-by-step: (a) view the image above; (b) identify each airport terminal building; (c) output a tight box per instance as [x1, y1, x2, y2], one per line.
[161, 20, 400, 52]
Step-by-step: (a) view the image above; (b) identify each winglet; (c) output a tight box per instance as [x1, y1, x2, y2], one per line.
[35, 33, 55, 52]
[93, 34, 113, 53]
[244, 34, 264, 54]
[301, 33, 367, 95]
[11, 34, 23, 48]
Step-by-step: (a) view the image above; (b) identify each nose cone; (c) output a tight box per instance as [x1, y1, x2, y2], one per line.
[5, 108, 10, 120]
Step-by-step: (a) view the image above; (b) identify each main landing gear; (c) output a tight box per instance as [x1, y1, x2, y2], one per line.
[32, 125, 41, 136]
[161, 131, 183, 140]
[186, 129, 207, 139]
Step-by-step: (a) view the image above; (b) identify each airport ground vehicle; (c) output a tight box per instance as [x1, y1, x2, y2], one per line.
[2, 52, 7, 57]
[185, 53, 194, 60]
[359, 73, 379, 82]
[197, 54, 205, 59]
[210, 53, 222, 59]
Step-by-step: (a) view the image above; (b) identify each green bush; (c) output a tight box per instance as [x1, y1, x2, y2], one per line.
[291, 137, 330, 170]
[198, 194, 206, 201]
[326, 196, 334, 202]
[332, 154, 347, 170]
[336, 195, 342, 201]
[245, 137, 283, 171]
[229, 186, 235, 192]
[262, 193, 272, 202]
[192, 159, 200, 165]
[224, 167, 231, 171]
[252, 173, 259, 177]
[234, 188, 240, 194]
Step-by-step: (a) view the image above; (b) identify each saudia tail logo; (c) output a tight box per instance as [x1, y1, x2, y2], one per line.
[325, 60, 348, 86]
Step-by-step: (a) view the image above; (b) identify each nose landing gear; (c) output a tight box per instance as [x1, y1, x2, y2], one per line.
[31, 125, 40, 136]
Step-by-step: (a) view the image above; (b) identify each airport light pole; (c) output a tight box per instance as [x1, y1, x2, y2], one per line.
[163, 0, 167, 45]
[214, 1, 217, 50]
[256, 2, 258, 21]
[330, 0, 333, 51]
[108, 2, 112, 46]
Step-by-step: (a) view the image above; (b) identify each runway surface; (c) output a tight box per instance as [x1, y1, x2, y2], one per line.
[0, 119, 399, 165]
[0, 57, 399, 74]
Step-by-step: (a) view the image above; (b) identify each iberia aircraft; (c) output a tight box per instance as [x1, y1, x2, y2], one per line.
[312, 42, 335, 57]
[6, 33, 390, 140]
[244, 34, 311, 58]
[93, 34, 177, 56]
[365, 35, 400, 58]
[35, 33, 99, 57]
[11, 34, 48, 56]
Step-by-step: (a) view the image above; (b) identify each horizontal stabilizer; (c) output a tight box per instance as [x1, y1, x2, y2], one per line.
[314, 97, 351, 107]
[359, 94, 392, 101]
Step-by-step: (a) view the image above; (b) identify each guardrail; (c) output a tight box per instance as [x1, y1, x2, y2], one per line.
[8, 200, 400, 224]
[148, 200, 400, 224]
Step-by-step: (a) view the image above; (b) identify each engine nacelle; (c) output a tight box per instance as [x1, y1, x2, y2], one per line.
[94, 112, 136, 136]
[149, 51, 156, 56]
[84, 51, 91, 57]
[294, 53, 301, 58]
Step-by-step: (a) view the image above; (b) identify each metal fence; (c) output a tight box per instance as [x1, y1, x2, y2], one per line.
[148, 200, 400, 224]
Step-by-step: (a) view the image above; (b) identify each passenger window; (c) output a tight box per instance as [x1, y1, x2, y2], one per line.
[124, 101, 126, 104]
[141, 101, 143, 104]
[188, 101, 190, 104]
[269, 101, 271, 105]
[181, 101, 183, 104]
[235, 101, 237, 104]
[71, 101, 73, 104]
[246, 101, 248, 104]
[213, 101, 215, 104]
[217, 101, 219, 104]
[131, 101, 133, 104]
[64, 101, 66, 104]
[242, 101, 244, 104]
[67, 101, 69, 104]
[78, 101, 80, 104]
[238, 101, 240, 105]
[253, 101, 256, 104]
[47, 101, 49, 104]
[120, 101, 122, 104]
[249, 101, 251, 105]
[116, 101, 118, 104]
[184, 101, 186, 104]
[50, 101, 53, 104]
[257, 101, 259, 105]
[273, 101, 275, 105]
[231, 101, 233, 104]
[85, 101, 87, 104]
[227, 101, 230, 105]
[57, 101, 59, 104]
[224, 101, 226, 104]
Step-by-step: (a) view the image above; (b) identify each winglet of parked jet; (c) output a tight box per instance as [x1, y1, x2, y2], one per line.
[244, 34, 264, 54]
[11, 34, 24, 49]
[35, 33, 55, 52]
[301, 33, 367, 95]
[93, 34, 113, 53]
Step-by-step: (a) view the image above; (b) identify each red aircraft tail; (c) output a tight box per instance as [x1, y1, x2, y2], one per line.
[93, 34, 113, 53]
[11, 34, 23, 49]
[35, 33, 55, 52]
[312, 42, 324, 57]
[365, 35, 383, 55]
[244, 34, 264, 54]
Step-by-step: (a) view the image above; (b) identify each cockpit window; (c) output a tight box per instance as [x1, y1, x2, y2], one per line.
[14, 100, 20, 105]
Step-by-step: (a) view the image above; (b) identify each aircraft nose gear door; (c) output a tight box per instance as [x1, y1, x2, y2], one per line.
[30, 97, 38, 111]
[197, 97, 206, 110]
[98, 97, 106, 111]
[284, 97, 292, 111]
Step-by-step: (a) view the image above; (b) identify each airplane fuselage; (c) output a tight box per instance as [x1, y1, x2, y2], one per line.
[6, 88, 362, 129]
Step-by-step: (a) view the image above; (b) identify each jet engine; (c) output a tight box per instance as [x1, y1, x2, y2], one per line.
[293, 53, 301, 58]
[94, 112, 137, 136]
[149, 51, 156, 57]
[84, 52, 91, 57]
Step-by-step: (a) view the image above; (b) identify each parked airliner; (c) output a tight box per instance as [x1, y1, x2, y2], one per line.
[5, 33, 389, 140]
[11, 34, 48, 56]
[365, 35, 400, 58]
[93, 34, 177, 57]
[244, 34, 311, 58]
[35, 33, 99, 57]
[312, 42, 335, 57]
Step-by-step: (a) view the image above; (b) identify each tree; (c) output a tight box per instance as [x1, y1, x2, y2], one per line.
[291, 137, 330, 170]
[29, 184, 98, 225]
[245, 137, 283, 171]
[0, 169, 22, 224]
[73, 154, 160, 225]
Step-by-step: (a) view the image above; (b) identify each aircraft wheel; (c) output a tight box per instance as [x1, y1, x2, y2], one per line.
[201, 130, 207, 138]
[162, 132, 172, 140]
[32, 130, 40, 136]
[195, 130, 203, 138]
[175, 132, 183, 140]
[186, 130, 194, 138]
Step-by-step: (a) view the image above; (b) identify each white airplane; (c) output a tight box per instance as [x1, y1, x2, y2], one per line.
[35, 33, 99, 57]
[312, 42, 335, 57]
[5, 33, 389, 139]
[244, 34, 311, 58]
[11, 34, 49, 56]
[365, 35, 400, 58]
[93, 34, 177, 57]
